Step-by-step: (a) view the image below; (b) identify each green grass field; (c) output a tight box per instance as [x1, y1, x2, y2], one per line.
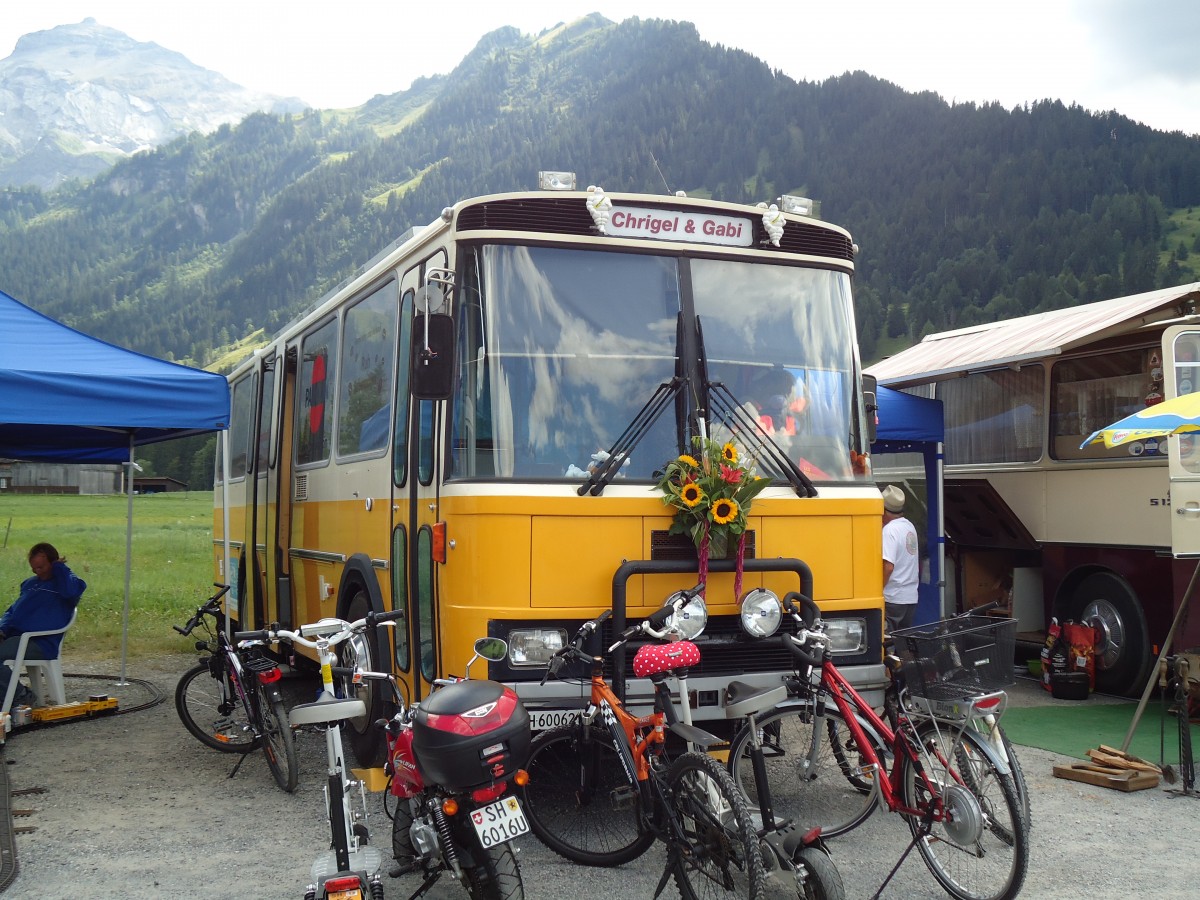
[0, 493, 214, 661]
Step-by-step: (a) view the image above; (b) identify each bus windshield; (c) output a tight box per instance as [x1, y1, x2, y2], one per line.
[450, 244, 860, 483]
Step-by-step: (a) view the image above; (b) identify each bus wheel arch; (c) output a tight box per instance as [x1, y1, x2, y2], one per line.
[337, 556, 391, 766]
[1056, 569, 1151, 697]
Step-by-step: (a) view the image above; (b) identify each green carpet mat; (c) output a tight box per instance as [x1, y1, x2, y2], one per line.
[1002, 699, 1199, 764]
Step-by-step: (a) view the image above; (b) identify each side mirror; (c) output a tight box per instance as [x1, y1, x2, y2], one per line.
[410, 313, 455, 400]
[473, 637, 508, 662]
[862, 373, 878, 444]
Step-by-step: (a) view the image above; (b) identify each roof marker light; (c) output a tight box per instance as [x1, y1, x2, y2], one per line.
[538, 170, 576, 191]
[780, 194, 813, 215]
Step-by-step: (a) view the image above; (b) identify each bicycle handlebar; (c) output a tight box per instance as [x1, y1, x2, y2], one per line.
[541, 584, 707, 684]
[239, 608, 406, 651]
[173, 584, 232, 636]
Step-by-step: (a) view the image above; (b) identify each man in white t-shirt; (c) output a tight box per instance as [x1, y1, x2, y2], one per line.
[881, 485, 919, 634]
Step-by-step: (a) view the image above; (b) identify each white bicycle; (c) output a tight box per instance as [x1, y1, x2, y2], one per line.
[241, 609, 406, 900]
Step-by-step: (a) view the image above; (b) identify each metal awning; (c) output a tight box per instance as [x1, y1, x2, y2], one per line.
[866, 283, 1200, 387]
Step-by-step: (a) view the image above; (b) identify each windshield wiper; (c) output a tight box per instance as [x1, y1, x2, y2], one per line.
[706, 381, 817, 498]
[577, 376, 684, 497]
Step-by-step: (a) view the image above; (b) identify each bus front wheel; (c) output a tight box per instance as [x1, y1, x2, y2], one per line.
[1070, 572, 1150, 697]
[342, 587, 390, 766]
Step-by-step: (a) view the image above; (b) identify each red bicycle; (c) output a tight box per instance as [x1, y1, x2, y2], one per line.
[727, 594, 1028, 900]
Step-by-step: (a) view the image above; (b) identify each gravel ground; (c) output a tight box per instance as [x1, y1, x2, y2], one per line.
[1, 655, 1194, 900]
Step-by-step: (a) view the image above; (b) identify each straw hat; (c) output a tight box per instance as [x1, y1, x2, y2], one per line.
[882, 484, 905, 514]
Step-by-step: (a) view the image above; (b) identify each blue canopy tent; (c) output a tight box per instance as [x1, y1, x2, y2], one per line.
[871, 386, 944, 625]
[0, 289, 229, 678]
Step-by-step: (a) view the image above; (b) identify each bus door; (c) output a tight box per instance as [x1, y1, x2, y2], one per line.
[252, 353, 286, 629]
[274, 345, 299, 630]
[394, 255, 450, 703]
[1165, 325, 1200, 556]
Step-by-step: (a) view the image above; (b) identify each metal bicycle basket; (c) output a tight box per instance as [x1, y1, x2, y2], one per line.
[891, 615, 1017, 701]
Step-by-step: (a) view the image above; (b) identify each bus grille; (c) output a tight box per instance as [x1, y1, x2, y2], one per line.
[456, 198, 855, 263]
[650, 530, 756, 561]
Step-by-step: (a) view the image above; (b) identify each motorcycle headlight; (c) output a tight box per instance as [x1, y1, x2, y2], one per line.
[662, 591, 708, 640]
[506, 628, 567, 667]
[739, 588, 782, 638]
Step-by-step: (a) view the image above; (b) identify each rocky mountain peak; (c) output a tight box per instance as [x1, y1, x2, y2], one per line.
[0, 18, 308, 190]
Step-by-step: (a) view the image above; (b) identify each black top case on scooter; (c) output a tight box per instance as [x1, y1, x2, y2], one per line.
[412, 679, 531, 791]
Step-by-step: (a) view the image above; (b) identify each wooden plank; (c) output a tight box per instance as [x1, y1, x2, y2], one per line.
[1087, 748, 1162, 774]
[1054, 764, 1159, 792]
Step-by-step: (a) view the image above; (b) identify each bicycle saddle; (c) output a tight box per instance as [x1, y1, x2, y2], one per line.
[632, 640, 700, 677]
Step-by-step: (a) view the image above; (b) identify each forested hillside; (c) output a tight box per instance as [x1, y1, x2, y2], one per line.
[2, 15, 1200, 484]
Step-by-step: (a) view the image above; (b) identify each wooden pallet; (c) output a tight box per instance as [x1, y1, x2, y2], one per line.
[1053, 762, 1159, 792]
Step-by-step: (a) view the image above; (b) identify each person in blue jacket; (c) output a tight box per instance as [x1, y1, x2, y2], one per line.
[0, 542, 86, 707]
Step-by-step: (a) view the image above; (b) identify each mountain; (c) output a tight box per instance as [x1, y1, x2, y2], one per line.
[1, 14, 1199, 374]
[0, 19, 307, 190]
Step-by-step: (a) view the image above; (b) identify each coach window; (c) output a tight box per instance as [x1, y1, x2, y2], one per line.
[256, 360, 276, 471]
[228, 373, 256, 479]
[1051, 349, 1150, 461]
[938, 367, 1044, 465]
[338, 281, 398, 458]
[393, 290, 414, 486]
[296, 319, 339, 466]
[391, 525, 410, 671]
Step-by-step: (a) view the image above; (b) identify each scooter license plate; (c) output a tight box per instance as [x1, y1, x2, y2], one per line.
[326, 890, 363, 900]
[471, 795, 530, 848]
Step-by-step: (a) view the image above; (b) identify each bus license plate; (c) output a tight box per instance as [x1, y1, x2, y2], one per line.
[471, 796, 529, 848]
[528, 709, 578, 731]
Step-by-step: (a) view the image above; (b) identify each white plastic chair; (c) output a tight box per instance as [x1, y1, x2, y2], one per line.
[2, 608, 77, 715]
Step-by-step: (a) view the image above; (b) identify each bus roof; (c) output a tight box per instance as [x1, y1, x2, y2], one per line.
[866, 282, 1200, 388]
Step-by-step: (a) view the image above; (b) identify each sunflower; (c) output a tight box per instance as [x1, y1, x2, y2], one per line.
[677, 454, 700, 468]
[721, 442, 738, 464]
[680, 483, 704, 507]
[711, 497, 738, 525]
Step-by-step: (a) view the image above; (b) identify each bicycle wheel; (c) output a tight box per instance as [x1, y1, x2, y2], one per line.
[464, 842, 524, 900]
[793, 846, 846, 900]
[971, 718, 1030, 830]
[902, 724, 1029, 900]
[668, 750, 766, 900]
[520, 723, 653, 865]
[727, 701, 887, 838]
[257, 682, 299, 792]
[175, 660, 260, 753]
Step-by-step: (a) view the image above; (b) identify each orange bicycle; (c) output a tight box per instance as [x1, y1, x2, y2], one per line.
[519, 586, 768, 899]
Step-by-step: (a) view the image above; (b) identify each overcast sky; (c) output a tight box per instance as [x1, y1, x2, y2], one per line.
[3, 1, 1198, 136]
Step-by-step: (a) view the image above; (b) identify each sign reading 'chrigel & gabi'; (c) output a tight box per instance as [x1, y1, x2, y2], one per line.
[607, 205, 753, 247]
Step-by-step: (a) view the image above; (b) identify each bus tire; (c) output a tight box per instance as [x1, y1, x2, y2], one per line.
[1070, 572, 1151, 696]
[342, 587, 389, 766]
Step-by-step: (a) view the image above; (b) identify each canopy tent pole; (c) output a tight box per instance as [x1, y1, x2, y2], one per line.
[118, 435, 139, 686]
[222, 428, 232, 641]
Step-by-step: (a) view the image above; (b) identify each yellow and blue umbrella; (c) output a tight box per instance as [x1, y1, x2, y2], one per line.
[1081, 392, 1200, 449]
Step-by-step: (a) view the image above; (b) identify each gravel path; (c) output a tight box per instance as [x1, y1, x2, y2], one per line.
[1, 655, 1193, 899]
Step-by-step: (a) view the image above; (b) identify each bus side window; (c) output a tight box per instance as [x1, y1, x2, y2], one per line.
[228, 373, 256, 477]
[337, 281, 397, 457]
[297, 319, 339, 466]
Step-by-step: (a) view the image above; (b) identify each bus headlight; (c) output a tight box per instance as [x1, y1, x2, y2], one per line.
[739, 588, 782, 638]
[825, 618, 867, 655]
[662, 592, 708, 640]
[506, 628, 567, 667]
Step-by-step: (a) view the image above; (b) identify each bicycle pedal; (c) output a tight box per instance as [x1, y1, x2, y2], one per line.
[610, 784, 639, 809]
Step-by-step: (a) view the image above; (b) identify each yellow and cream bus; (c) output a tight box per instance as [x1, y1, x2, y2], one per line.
[215, 176, 886, 764]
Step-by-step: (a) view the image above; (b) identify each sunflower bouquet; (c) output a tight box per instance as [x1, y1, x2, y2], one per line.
[655, 436, 771, 562]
